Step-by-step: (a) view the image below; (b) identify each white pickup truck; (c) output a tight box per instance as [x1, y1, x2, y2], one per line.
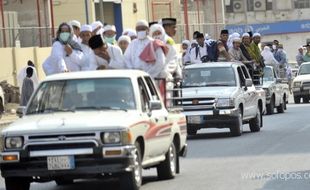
[178, 62, 266, 137]
[0, 70, 187, 190]
[292, 62, 310, 103]
[259, 65, 289, 114]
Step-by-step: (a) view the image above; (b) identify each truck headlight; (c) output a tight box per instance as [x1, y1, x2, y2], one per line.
[294, 81, 301, 87]
[5, 137, 23, 149]
[216, 98, 234, 108]
[102, 132, 121, 144]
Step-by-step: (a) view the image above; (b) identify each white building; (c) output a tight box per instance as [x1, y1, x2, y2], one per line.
[224, 0, 310, 62]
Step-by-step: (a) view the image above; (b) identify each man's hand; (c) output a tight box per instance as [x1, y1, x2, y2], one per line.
[64, 44, 73, 56]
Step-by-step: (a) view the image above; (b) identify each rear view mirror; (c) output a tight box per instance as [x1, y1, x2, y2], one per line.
[16, 106, 26, 118]
[245, 79, 253, 87]
[149, 100, 162, 111]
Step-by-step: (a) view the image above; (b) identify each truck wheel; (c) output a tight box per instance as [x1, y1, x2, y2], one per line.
[303, 96, 309, 103]
[157, 142, 177, 180]
[187, 125, 197, 136]
[266, 97, 275, 115]
[294, 96, 301, 104]
[5, 177, 30, 190]
[55, 179, 74, 186]
[276, 97, 285, 113]
[230, 109, 243, 137]
[249, 107, 262, 132]
[120, 142, 142, 190]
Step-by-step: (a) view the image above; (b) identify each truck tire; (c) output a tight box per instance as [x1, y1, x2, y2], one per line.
[303, 96, 309, 103]
[157, 142, 177, 180]
[230, 109, 243, 137]
[294, 96, 301, 104]
[276, 97, 285, 113]
[120, 142, 142, 190]
[187, 125, 198, 135]
[55, 179, 74, 186]
[5, 177, 30, 190]
[249, 107, 262, 132]
[266, 96, 275, 115]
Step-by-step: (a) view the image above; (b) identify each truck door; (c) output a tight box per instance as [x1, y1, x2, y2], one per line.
[143, 76, 171, 156]
[241, 65, 257, 116]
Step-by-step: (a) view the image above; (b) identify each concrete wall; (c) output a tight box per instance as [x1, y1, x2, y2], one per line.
[121, 0, 148, 30]
[0, 47, 50, 87]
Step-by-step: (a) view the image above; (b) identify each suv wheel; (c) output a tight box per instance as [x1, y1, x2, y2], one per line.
[266, 96, 275, 115]
[249, 107, 262, 132]
[120, 142, 142, 190]
[230, 108, 243, 137]
[157, 142, 177, 180]
[276, 97, 285, 113]
[5, 177, 30, 190]
[294, 96, 301, 104]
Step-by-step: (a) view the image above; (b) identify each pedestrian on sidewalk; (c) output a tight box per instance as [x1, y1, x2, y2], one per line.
[21, 67, 34, 106]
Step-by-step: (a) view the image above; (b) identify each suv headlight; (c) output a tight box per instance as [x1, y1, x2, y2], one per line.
[216, 98, 234, 108]
[101, 131, 132, 145]
[294, 81, 301, 87]
[5, 137, 23, 149]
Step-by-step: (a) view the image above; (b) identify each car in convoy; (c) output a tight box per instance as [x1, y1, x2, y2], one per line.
[292, 62, 310, 103]
[178, 62, 266, 137]
[0, 70, 187, 190]
[258, 65, 289, 114]
[0, 86, 4, 119]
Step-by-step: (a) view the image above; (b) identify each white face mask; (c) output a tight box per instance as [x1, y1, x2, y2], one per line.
[153, 35, 163, 41]
[137, 31, 147, 40]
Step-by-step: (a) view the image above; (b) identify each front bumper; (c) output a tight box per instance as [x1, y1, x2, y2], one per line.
[0, 145, 136, 178]
[184, 108, 239, 129]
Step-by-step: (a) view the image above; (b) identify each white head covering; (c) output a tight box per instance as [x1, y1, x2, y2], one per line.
[118, 35, 131, 43]
[91, 21, 104, 31]
[261, 46, 278, 65]
[103, 25, 116, 32]
[253, 33, 261, 37]
[242, 33, 250, 38]
[122, 29, 137, 38]
[136, 20, 148, 27]
[69, 20, 81, 28]
[191, 39, 198, 45]
[80, 24, 92, 33]
[232, 37, 241, 43]
[182, 40, 191, 47]
[228, 32, 240, 49]
[205, 33, 210, 40]
[149, 24, 165, 41]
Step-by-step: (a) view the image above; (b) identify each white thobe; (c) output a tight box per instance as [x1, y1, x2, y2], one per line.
[42, 41, 84, 75]
[190, 44, 208, 64]
[79, 43, 96, 71]
[124, 37, 165, 78]
[17, 66, 39, 91]
[164, 43, 182, 79]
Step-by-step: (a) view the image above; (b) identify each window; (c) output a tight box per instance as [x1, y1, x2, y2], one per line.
[138, 78, 150, 112]
[144, 76, 160, 100]
[241, 65, 251, 79]
[294, 0, 310, 8]
[237, 67, 246, 86]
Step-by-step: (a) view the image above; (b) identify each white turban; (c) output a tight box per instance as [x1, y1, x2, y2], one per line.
[103, 25, 116, 32]
[91, 21, 104, 31]
[253, 33, 261, 37]
[122, 29, 137, 38]
[136, 20, 148, 27]
[118, 35, 131, 43]
[242, 33, 250, 37]
[69, 20, 81, 28]
[80, 24, 92, 33]
[182, 40, 191, 47]
[149, 24, 165, 37]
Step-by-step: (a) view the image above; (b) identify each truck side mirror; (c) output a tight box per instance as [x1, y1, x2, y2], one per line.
[16, 106, 26, 118]
[245, 79, 253, 87]
[149, 100, 162, 111]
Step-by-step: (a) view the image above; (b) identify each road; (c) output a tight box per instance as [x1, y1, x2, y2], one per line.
[0, 103, 310, 190]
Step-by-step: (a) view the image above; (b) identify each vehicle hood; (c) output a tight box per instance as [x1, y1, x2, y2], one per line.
[294, 74, 310, 82]
[261, 81, 274, 88]
[2, 111, 141, 135]
[182, 86, 238, 98]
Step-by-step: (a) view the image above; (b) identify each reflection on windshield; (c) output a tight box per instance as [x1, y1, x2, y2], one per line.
[263, 67, 274, 81]
[182, 67, 236, 87]
[299, 64, 310, 75]
[26, 78, 136, 115]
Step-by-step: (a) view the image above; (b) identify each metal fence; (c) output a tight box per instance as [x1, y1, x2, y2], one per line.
[0, 27, 55, 48]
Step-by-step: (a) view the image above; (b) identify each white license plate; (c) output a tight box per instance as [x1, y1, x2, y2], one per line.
[188, 116, 203, 124]
[47, 156, 75, 170]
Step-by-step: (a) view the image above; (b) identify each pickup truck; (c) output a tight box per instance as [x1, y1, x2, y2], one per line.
[178, 62, 266, 137]
[292, 62, 310, 103]
[258, 65, 289, 114]
[0, 86, 4, 119]
[0, 70, 187, 190]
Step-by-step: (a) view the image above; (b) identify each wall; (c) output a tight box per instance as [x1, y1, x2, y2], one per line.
[121, 0, 148, 30]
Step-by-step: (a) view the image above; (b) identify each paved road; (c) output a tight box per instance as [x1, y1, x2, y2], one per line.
[0, 103, 310, 190]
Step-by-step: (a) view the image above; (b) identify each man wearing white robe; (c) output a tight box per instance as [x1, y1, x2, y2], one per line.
[88, 34, 125, 70]
[124, 20, 165, 79]
[79, 25, 95, 71]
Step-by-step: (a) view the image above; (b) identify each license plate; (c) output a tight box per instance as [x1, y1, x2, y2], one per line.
[47, 156, 75, 170]
[188, 115, 203, 124]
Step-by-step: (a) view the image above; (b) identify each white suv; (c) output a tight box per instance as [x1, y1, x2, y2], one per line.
[292, 62, 310, 103]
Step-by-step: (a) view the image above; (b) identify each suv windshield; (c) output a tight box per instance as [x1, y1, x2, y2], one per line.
[182, 67, 236, 87]
[262, 67, 275, 82]
[298, 64, 310, 75]
[27, 78, 136, 114]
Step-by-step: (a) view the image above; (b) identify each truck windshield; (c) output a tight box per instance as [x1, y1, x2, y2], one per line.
[262, 67, 274, 82]
[182, 67, 236, 87]
[26, 78, 136, 114]
[298, 64, 310, 75]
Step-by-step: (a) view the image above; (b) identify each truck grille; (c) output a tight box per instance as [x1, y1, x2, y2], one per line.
[27, 142, 97, 151]
[28, 133, 96, 140]
[178, 97, 216, 111]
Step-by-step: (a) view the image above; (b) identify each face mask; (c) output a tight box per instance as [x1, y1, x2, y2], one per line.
[137, 31, 147, 40]
[59, 32, 71, 43]
[153, 35, 163, 41]
[105, 35, 116, 44]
